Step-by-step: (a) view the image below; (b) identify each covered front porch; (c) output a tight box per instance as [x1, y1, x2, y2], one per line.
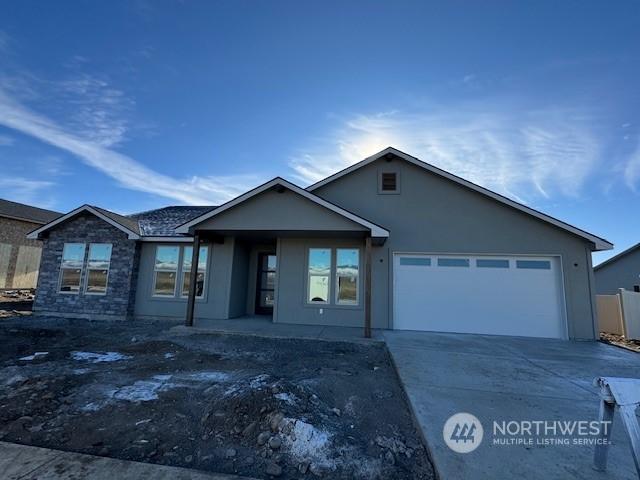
[176, 178, 389, 338]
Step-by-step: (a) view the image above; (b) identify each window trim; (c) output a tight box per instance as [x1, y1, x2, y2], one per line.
[58, 243, 86, 294]
[84, 243, 112, 296]
[335, 248, 360, 306]
[180, 245, 209, 299]
[152, 245, 180, 298]
[307, 248, 332, 305]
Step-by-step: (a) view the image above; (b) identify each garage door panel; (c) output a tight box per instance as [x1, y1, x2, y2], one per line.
[393, 254, 565, 339]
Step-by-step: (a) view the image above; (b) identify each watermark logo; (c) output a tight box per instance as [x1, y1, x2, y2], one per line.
[443, 412, 484, 453]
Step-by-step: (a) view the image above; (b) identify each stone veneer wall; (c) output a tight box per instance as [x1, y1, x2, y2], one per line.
[33, 212, 138, 320]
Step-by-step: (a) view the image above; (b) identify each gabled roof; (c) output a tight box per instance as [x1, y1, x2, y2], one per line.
[175, 177, 390, 238]
[594, 242, 640, 270]
[0, 198, 61, 224]
[27, 205, 141, 240]
[307, 147, 613, 251]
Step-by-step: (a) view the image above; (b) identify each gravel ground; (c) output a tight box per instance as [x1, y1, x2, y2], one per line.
[600, 332, 640, 353]
[0, 316, 434, 479]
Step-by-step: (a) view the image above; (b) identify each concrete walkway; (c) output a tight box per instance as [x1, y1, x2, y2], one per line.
[1, 441, 256, 480]
[384, 330, 640, 480]
[172, 315, 384, 343]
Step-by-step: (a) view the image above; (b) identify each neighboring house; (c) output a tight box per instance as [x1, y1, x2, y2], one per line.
[594, 242, 640, 294]
[0, 199, 61, 289]
[27, 147, 612, 340]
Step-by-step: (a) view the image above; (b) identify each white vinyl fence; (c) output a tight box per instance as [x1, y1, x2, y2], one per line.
[597, 289, 640, 340]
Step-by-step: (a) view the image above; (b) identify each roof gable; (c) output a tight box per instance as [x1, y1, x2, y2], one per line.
[175, 178, 389, 238]
[307, 147, 613, 251]
[27, 205, 141, 240]
[594, 242, 640, 270]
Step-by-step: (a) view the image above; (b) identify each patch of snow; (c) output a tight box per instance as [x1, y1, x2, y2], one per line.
[164, 353, 175, 359]
[249, 374, 270, 389]
[135, 418, 152, 426]
[223, 384, 242, 397]
[274, 392, 299, 405]
[71, 351, 131, 363]
[188, 371, 230, 382]
[109, 376, 175, 402]
[19, 352, 49, 361]
[81, 402, 102, 412]
[282, 418, 334, 468]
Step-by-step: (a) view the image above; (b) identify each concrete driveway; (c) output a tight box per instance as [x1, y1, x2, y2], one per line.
[384, 331, 640, 480]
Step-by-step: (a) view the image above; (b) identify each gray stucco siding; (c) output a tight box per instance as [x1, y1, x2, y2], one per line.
[33, 212, 138, 320]
[275, 237, 366, 328]
[312, 157, 598, 339]
[195, 189, 369, 233]
[133, 239, 234, 320]
[595, 248, 640, 294]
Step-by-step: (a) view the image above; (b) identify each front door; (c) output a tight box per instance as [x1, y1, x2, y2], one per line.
[255, 253, 277, 315]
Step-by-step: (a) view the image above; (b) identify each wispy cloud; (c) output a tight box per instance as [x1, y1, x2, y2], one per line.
[0, 87, 260, 205]
[0, 53, 267, 207]
[624, 139, 640, 190]
[0, 176, 55, 207]
[290, 106, 604, 202]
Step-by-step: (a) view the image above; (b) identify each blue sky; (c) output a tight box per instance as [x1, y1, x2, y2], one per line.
[0, 1, 638, 264]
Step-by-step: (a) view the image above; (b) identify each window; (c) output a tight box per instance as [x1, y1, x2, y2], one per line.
[153, 246, 180, 296]
[516, 260, 551, 270]
[59, 243, 85, 293]
[336, 249, 359, 305]
[380, 172, 397, 192]
[476, 259, 509, 269]
[308, 248, 331, 303]
[181, 246, 208, 298]
[400, 257, 431, 266]
[438, 258, 470, 267]
[85, 244, 112, 294]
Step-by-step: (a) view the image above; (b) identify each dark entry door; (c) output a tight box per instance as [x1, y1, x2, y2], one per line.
[255, 253, 276, 315]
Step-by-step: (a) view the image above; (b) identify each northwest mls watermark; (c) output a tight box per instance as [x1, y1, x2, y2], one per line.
[443, 413, 612, 453]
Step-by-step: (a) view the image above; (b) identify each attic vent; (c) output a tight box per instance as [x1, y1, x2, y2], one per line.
[380, 172, 398, 193]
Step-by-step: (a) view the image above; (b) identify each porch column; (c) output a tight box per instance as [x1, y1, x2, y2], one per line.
[364, 235, 372, 338]
[185, 231, 201, 327]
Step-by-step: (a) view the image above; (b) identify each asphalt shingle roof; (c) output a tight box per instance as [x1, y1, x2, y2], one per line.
[128, 206, 216, 236]
[0, 198, 62, 224]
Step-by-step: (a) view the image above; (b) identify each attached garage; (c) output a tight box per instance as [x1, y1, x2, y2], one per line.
[393, 253, 567, 339]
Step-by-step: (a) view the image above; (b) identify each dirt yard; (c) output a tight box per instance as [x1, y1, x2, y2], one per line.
[0, 316, 434, 479]
[0, 290, 33, 318]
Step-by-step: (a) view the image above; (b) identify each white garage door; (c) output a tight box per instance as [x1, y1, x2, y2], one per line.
[393, 254, 566, 338]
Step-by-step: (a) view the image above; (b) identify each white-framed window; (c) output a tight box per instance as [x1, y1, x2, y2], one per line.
[307, 248, 331, 304]
[153, 246, 180, 297]
[85, 243, 112, 295]
[181, 246, 208, 298]
[59, 243, 86, 293]
[336, 248, 359, 305]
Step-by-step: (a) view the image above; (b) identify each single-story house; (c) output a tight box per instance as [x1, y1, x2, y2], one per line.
[594, 242, 640, 294]
[28, 147, 612, 340]
[0, 198, 61, 289]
